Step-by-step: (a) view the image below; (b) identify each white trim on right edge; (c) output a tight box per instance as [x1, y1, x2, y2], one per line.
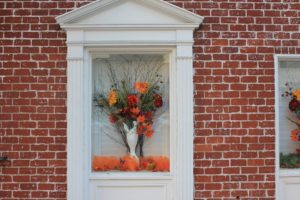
[274, 54, 280, 200]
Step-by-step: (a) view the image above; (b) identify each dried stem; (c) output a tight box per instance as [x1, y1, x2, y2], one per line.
[287, 117, 300, 128]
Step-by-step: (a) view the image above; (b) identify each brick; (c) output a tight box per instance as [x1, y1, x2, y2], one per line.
[195, 144, 213, 152]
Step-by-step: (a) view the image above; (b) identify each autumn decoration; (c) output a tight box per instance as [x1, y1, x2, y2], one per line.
[286, 87, 300, 142]
[92, 155, 170, 172]
[94, 57, 167, 162]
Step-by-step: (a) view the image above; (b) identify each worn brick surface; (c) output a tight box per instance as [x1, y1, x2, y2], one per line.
[1, 0, 299, 199]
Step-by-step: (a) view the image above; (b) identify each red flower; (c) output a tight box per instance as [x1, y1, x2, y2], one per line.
[109, 114, 118, 124]
[119, 108, 129, 116]
[144, 124, 154, 138]
[145, 111, 153, 122]
[127, 95, 139, 107]
[289, 98, 300, 111]
[129, 107, 140, 118]
[137, 124, 145, 135]
[154, 94, 163, 108]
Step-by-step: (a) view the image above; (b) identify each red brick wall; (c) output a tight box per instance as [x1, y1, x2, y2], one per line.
[0, 1, 91, 199]
[187, 1, 300, 199]
[1, 0, 299, 199]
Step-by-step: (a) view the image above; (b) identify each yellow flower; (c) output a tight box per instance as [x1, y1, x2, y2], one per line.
[134, 82, 149, 94]
[293, 89, 300, 101]
[108, 90, 117, 106]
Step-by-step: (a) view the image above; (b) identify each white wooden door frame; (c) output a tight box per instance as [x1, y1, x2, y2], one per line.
[56, 0, 203, 199]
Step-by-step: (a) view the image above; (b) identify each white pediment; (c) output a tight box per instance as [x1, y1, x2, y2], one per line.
[56, 0, 203, 28]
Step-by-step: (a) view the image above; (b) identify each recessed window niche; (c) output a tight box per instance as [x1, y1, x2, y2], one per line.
[278, 60, 300, 169]
[91, 53, 170, 172]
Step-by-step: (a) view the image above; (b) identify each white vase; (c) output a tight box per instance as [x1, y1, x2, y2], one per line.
[123, 121, 138, 160]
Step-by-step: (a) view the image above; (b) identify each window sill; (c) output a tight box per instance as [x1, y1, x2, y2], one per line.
[280, 169, 300, 177]
[89, 171, 173, 180]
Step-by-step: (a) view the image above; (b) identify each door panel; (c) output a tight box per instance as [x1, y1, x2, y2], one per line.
[90, 180, 172, 200]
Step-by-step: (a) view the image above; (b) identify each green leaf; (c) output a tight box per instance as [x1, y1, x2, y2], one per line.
[280, 153, 300, 168]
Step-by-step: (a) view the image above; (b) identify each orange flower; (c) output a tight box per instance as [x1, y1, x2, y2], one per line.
[134, 82, 149, 94]
[130, 107, 140, 115]
[291, 129, 299, 142]
[92, 156, 119, 171]
[152, 156, 170, 172]
[139, 157, 155, 170]
[145, 124, 154, 138]
[108, 90, 117, 106]
[137, 115, 146, 123]
[119, 155, 139, 171]
[293, 89, 300, 101]
[139, 156, 169, 172]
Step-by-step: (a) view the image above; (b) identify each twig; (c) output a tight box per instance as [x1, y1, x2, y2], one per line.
[102, 131, 125, 147]
[287, 117, 300, 128]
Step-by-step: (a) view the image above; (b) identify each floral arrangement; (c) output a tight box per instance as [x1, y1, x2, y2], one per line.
[105, 81, 163, 138]
[286, 87, 300, 141]
[96, 74, 164, 157]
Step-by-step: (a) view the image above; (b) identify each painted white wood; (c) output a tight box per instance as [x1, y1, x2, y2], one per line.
[280, 170, 300, 177]
[86, 48, 176, 200]
[76, 0, 187, 25]
[67, 58, 85, 200]
[274, 54, 300, 200]
[57, 0, 203, 199]
[90, 180, 172, 200]
[279, 176, 300, 200]
[84, 30, 177, 43]
[95, 185, 166, 200]
[175, 53, 194, 200]
[56, 0, 203, 27]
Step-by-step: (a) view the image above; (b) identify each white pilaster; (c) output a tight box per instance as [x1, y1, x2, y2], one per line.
[67, 56, 84, 200]
[175, 45, 194, 200]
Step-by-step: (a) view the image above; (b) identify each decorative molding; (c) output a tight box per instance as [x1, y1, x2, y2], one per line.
[66, 44, 84, 59]
[65, 41, 195, 46]
[56, 0, 203, 26]
[60, 24, 201, 30]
